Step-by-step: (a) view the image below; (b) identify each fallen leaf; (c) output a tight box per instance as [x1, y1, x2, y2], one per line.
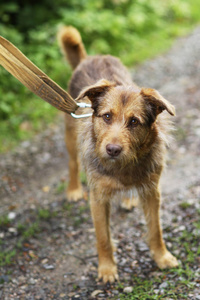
[42, 186, 50, 193]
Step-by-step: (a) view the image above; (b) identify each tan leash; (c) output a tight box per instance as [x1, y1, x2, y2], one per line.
[0, 36, 92, 118]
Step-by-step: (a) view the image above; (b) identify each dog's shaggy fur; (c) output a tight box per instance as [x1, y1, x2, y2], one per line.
[58, 26, 178, 283]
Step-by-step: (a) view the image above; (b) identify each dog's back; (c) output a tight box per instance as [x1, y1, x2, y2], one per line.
[58, 26, 133, 98]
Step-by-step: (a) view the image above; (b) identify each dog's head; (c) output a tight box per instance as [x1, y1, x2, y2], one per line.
[76, 79, 175, 169]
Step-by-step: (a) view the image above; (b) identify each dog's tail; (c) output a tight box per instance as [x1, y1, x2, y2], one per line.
[58, 26, 87, 70]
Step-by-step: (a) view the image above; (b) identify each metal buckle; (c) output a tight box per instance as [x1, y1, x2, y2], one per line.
[71, 102, 93, 119]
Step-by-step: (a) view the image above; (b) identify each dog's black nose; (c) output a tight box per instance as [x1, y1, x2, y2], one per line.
[106, 144, 122, 157]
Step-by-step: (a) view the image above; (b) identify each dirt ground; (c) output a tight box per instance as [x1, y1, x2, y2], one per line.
[0, 27, 200, 299]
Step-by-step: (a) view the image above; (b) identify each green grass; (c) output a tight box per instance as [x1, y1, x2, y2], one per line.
[80, 171, 87, 185]
[0, 211, 48, 266]
[20, 221, 40, 238]
[118, 217, 200, 299]
[55, 181, 68, 194]
[118, 267, 197, 300]
[38, 208, 57, 220]
[179, 202, 192, 209]
[0, 201, 90, 267]
[0, 250, 16, 267]
[0, 215, 10, 227]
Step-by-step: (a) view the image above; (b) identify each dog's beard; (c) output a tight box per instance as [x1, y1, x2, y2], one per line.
[98, 150, 138, 172]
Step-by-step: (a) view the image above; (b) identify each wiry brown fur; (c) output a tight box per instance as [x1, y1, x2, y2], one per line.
[58, 26, 178, 283]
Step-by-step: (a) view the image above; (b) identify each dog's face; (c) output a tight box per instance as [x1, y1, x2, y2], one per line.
[77, 80, 175, 169]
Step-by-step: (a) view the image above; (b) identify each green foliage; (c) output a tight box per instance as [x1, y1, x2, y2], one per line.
[80, 171, 87, 185]
[38, 208, 57, 219]
[21, 222, 40, 238]
[118, 217, 200, 299]
[0, 0, 200, 151]
[0, 215, 10, 227]
[0, 249, 16, 267]
[55, 181, 68, 194]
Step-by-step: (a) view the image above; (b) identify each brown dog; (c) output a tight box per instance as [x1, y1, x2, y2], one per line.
[58, 26, 178, 283]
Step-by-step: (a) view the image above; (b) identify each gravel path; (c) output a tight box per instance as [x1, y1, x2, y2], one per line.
[0, 27, 200, 299]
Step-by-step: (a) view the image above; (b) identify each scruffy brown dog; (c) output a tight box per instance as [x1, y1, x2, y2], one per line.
[58, 26, 178, 283]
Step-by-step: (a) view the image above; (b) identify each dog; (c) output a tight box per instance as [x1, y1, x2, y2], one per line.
[58, 26, 178, 283]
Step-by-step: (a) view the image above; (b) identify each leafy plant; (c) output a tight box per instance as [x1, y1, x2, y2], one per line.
[0, 249, 16, 267]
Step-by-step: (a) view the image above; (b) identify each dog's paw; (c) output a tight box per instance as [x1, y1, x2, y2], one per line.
[154, 250, 178, 269]
[67, 187, 83, 202]
[98, 263, 119, 283]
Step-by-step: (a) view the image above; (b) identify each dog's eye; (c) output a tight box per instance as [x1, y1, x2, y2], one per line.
[130, 118, 139, 126]
[103, 114, 111, 122]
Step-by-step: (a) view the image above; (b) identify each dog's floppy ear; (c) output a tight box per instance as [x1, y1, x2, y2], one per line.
[76, 79, 115, 111]
[141, 88, 175, 119]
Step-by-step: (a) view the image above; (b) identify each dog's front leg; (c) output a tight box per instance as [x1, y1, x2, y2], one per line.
[65, 115, 83, 201]
[140, 185, 178, 269]
[90, 189, 118, 283]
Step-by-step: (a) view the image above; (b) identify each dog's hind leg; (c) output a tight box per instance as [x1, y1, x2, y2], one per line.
[90, 190, 118, 283]
[65, 114, 83, 201]
[139, 183, 178, 269]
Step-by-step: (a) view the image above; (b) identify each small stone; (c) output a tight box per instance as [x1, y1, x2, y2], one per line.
[8, 227, 17, 234]
[125, 245, 132, 251]
[159, 282, 168, 289]
[123, 267, 132, 273]
[12, 279, 18, 284]
[97, 294, 106, 298]
[68, 292, 76, 297]
[41, 258, 48, 264]
[8, 212, 16, 220]
[166, 242, 172, 249]
[123, 286, 133, 293]
[59, 293, 66, 298]
[29, 278, 36, 285]
[43, 264, 54, 270]
[42, 186, 50, 193]
[178, 225, 186, 231]
[91, 290, 104, 298]
[131, 260, 138, 268]
[119, 257, 127, 266]
[21, 141, 31, 148]
[0, 275, 9, 283]
[112, 290, 119, 295]
[138, 242, 149, 252]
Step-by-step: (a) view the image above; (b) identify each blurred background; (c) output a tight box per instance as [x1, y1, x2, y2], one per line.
[0, 0, 200, 152]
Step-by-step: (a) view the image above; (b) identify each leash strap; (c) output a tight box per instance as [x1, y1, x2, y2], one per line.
[0, 36, 92, 118]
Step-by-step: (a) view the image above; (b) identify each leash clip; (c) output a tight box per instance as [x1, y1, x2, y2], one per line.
[71, 102, 93, 119]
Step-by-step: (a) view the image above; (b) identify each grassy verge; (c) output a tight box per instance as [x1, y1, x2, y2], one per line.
[117, 208, 200, 299]
[0, 195, 90, 270]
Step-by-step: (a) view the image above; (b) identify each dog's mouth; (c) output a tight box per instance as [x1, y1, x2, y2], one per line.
[107, 156, 118, 161]
[104, 150, 123, 165]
